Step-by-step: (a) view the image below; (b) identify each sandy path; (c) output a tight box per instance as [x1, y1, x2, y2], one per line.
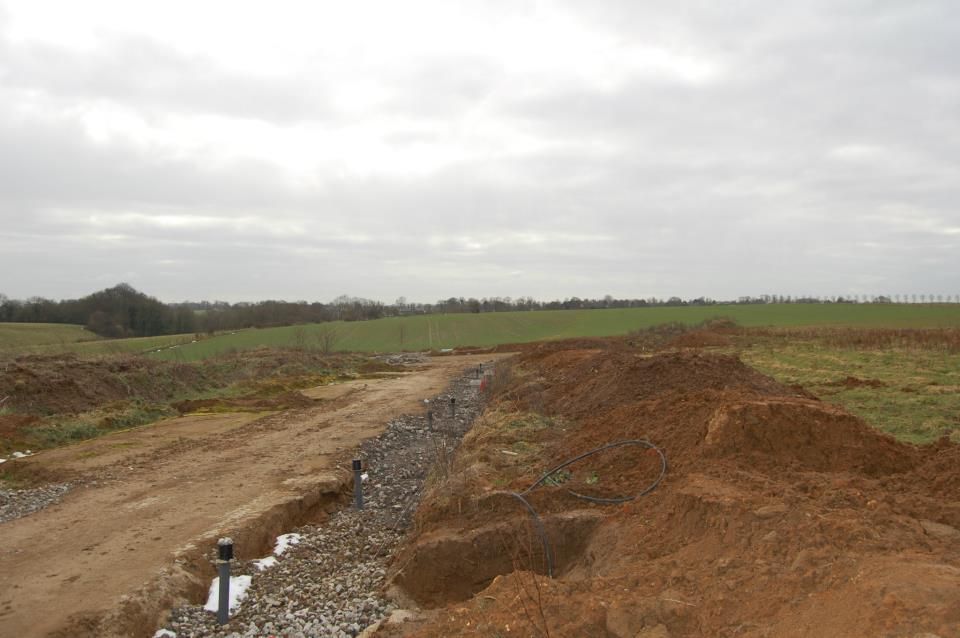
[0, 354, 504, 638]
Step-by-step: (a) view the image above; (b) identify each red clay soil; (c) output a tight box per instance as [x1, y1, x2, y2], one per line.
[0, 414, 39, 439]
[385, 349, 960, 638]
[664, 330, 733, 348]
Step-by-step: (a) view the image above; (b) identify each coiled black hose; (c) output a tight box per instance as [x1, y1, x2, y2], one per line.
[505, 439, 667, 577]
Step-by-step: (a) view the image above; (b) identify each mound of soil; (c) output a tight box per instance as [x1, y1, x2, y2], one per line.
[665, 330, 732, 348]
[386, 348, 960, 638]
[504, 337, 621, 363]
[0, 350, 360, 416]
[524, 350, 805, 422]
[0, 354, 209, 415]
[701, 397, 917, 475]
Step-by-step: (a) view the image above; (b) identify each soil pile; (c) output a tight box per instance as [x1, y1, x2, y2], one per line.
[0, 354, 206, 414]
[384, 348, 960, 637]
[665, 330, 733, 348]
[0, 350, 367, 416]
[513, 349, 811, 422]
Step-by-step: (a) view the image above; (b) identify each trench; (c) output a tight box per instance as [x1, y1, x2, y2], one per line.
[75, 480, 350, 638]
[187, 478, 351, 593]
[391, 508, 604, 607]
[146, 366, 492, 637]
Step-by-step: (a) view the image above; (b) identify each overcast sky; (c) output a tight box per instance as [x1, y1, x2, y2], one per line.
[1, 1, 958, 303]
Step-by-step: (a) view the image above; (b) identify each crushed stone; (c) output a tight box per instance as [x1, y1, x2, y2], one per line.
[158, 365, 489, 637]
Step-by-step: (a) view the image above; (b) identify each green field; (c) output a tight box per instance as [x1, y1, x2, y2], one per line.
[0, 324, 198, 357]
[735, 334, 960, 444]
[3, 304, 959, 362]
[0, 323, 99, 349]
[147, 303, 960, 362]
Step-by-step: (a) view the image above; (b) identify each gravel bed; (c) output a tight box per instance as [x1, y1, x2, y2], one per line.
[0, 482, 72, 524]
[159, 365, 490, 638]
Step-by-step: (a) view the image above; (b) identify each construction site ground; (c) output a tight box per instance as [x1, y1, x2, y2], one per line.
[2, 327, 959, 638]
[0, 354, 506, 638]
[379, 339, 960, 638]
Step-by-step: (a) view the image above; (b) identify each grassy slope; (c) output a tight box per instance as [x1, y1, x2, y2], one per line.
[150, 304, 960, 362]
[738, 340, 960, 444]
[0, 324, 201, 357]
[0, 323, 100, 349]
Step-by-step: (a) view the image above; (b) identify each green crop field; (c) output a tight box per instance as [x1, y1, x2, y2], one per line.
[4, 304, 958, 361]
[0, 323, 100, 350]
[0, 324, 198, 357]
[147, 303, 960, 362]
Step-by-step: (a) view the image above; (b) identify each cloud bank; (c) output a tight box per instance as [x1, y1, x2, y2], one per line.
[1, 0, 957, 302]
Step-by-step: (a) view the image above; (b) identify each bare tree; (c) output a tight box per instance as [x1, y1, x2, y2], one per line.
[315, 325, 340, 354]
[293, 326, 307, 350]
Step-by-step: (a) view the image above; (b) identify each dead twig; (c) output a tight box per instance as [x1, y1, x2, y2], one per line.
[661, 597, 697, 607]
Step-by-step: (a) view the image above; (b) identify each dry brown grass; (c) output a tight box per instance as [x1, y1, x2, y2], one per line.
[743, 326, 960, 353]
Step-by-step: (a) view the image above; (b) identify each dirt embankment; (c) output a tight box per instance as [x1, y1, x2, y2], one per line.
[384, 347, 960, 637]
[0, 350, 395, 455]
[0, 350, 374, 416]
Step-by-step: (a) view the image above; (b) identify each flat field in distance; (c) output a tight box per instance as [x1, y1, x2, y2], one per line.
[2, 304, 959, 363]
[149, 303, 960, 361]
[0, 323, 99, 350]
[0, 325, 199, 357]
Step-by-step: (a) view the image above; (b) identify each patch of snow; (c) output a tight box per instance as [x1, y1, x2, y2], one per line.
[11, 451, 33, 459]
[0, 458, 6, 464]
[273, 533, 302, 556]
[203, 574, 252, 613]
[361, 472, 369, 482]
[253, 555, 277, 571]
[154, 630, 177, 638]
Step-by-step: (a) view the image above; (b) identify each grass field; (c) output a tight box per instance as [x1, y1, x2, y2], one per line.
[0, 324, 204, 357]
[0, 323, 99, 349]
[2, 303, 959, 362]
[728, 330, 960, 444]
[148, 303, 960, 362]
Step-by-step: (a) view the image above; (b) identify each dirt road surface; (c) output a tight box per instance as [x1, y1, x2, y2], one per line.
[0, 354, 504, 638]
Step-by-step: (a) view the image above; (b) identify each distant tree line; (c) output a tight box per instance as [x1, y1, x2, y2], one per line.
[0, 285, 386, 338]
[0, 285, 957, 339]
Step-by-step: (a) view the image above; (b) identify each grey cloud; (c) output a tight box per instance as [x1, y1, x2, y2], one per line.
[0, 100, 292, 213]
[0, 33, 328, 123]
[380, 57, 503, 123]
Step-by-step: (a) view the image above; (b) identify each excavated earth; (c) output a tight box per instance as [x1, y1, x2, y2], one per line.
[377, 342, 960, 638]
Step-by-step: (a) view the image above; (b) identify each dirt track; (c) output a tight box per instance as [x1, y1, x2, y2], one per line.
[0, 354, 502, 638]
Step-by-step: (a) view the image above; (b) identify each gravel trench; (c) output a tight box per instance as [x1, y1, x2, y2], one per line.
[158, 364, 489, 638]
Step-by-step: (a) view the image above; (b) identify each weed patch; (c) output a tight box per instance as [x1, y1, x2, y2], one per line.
[26, 420, 101, 447]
